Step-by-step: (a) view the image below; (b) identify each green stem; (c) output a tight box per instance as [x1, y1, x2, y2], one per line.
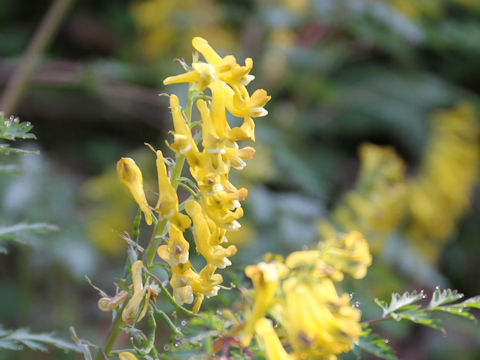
[145, 270, 198, 317]
[96, 308, 124, 360]
[145, 218, 168, 267]
[361, 316, 389, 326]
[153, 305, 183, 336]
[0, 0, 75, 115]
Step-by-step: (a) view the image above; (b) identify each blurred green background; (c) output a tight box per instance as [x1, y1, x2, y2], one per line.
[1, 0, 480, 359]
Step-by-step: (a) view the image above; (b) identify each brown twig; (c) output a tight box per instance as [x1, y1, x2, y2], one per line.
[0, 0, 75, 115]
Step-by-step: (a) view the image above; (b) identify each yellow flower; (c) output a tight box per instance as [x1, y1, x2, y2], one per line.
[167, 94, 199, 159]
[153, 148, 191, 231]
[255, 318, 292, 360]
[116, 157, 152, 225]
[286, 231, 371, 282]
[320, 231, 372, 280]
[122, 261, 150, 323]
[185, 199, 237, 268]
[319, 143, 407, 253]
[407, 102, 479, 262]
[282, 277, 361, 360]
[119, 352, 138, 360]
[97, 290, 128, 312]
[242, 261, 289, 346]
[157, 224, 190, 265]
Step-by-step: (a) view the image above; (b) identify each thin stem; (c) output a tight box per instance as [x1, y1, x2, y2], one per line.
[361, 316, 389, 326]
[152, 304, 183, 336]
[0, 0, 75, 115]
[95, 308, 124, 360]
[145, 218, 168, 267]
[145, 269, 198, 317]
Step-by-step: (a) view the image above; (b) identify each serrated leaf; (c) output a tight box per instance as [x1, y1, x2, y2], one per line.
[0, 326, 80, 353]
[375, 290, 425, 317]
[0, 115, 36, 141]
[391, 309, 442, 330]
[355, 327, 397, 360]
[432, 305, 475, 321]
[459, 296, 480, 309]
[428, 288, 464, 309]
[0, 223, 59, 238]
[0, 144, 39, 155]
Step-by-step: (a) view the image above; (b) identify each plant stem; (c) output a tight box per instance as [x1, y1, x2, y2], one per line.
[361, 316, 389, 326]
[0, 0, 75, 115]
[145, 270, 198, 317]
[96, 309, 124, 360]
[153, 305, 183, 336]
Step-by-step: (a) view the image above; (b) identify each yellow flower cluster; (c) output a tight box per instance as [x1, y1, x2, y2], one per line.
[318, 143, 407, 253]
[382, 0, 477, 19]
[130, 0, 233, 60]
[407, 103, 479, 262]
[117, 37, 269, 313]
[242, 231, 372, 360]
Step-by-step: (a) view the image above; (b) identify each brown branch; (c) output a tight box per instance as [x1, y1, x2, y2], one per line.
[0, 0, 75, 115]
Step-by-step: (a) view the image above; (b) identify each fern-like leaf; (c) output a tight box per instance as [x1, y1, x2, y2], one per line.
[0, 325, 80, 353]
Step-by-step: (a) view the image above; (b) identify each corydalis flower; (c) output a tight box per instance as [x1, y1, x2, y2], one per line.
[117, 157, 152, 225]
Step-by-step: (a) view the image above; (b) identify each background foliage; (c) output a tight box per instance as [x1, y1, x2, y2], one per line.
[1, 0, 479, 359]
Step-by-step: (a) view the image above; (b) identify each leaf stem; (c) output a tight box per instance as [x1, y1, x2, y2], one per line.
[95, 308, 124, 360]
[145, 269, 198, 317]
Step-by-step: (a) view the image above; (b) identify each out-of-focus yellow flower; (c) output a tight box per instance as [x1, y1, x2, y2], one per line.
[117, 157, 152, 226]
[321, 231, 372, 280]
[122, 261, 150, 323]
[384, 0, 442, 18]
[119, 352, 138, 360]
[255, 318, 292, 360]
[242, 261, 289, 346]
[319, 144, 408, 253]
[281, 277, 361, 360]
[286, 231, 371, 282]
[407, 102, 479, 262]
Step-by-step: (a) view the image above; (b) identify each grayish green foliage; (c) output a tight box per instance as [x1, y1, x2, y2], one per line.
[0, 325, 80, 353]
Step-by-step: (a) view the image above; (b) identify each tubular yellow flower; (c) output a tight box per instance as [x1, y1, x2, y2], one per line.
[122, 260, 150, 323]
[320, 231, 372, 280]
[153, 148, 191, 231]
[319, 143, 407, 253]
[167, 94, 198, 158]
[159, 36, 269, 313]
[97, 290, 128, 312]
[119, 352, 138, 360]
[157, 224, 190, 265]
[282, 277, 361, 360]
[116, 157, 152, 225]
[407, 102, 479, 262]
[255, 318, 292, 360]
[185, 199, 237, 268]
[242, 261, 289, 346]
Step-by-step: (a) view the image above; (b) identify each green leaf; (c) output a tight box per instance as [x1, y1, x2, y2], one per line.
[375, 290, 425, 318]
[428, 288, 464, 309]
[0, 325, 80, 353]
[0, 223, 59, 254]
[0, 115, 36, 141]
[354, 326, 397, 360]
[0, 222, 59, 239]
[390, 309, 441, 330]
